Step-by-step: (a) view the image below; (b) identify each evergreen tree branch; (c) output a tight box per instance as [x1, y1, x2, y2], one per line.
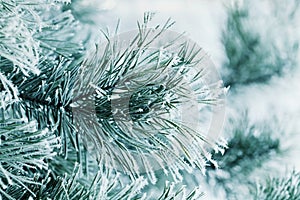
[206, 113, 281, 199]
[0, 117, 60, 199]
[222, 0, 299, 87]
[71, 15, 225, 183]
[254, 171, 300, 200]
[1, 1, 225, 198]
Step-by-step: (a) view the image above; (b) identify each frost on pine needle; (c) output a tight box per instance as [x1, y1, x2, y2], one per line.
[34, 164, 148, 200]
[0, 0, 40, 76]
[0, 0, 83, 105]
[36, 8, 83, 58]
[72, 16, 226, 183]
[0, 71, 19, 101]
[4, 161, 203, 200]
[0, 0, 84, 160]
[155, 181, 203, 200]
[0, 118, 60, 199]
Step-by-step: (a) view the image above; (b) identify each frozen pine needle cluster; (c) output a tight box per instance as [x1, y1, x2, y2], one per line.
[0, 1, 226, 199]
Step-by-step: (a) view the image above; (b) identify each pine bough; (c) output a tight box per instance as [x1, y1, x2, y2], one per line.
[0, 1, 225, 199]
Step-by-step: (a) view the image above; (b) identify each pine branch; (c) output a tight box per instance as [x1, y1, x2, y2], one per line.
[206, 114, 281, 199]
[222, 0, 299, 87]
[40, 165, 147, 200]
[0, 0, 85, 159]
[1, 0, 226, 198]
[3, 163, 145, 200]
[4, 160, 204, 200]
[0, 117, 60, 199]
[71, 15, 225, 183]
[0, 0, 40, 76]
[254, 171, 300, 200]
[0, 0, 83, 96]
[6, 57, 80, 157]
